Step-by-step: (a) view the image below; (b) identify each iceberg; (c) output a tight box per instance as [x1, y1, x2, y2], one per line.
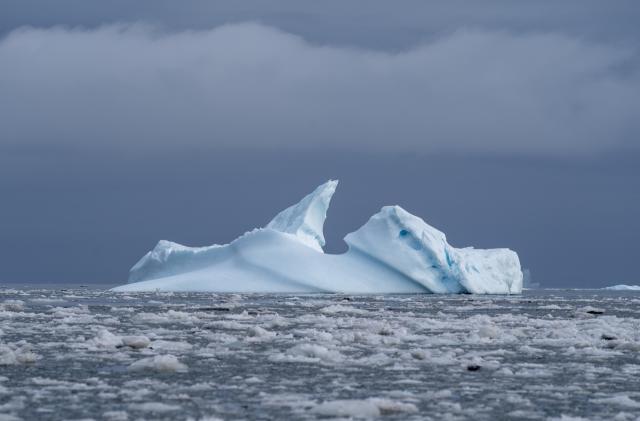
[112, 181, 522, 294]
[603, 285, 640, 291]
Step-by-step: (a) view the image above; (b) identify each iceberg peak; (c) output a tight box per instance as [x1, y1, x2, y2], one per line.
[344, 205, 462, 293]
[344, 205, 522, 294]
[266, 180, 338, 252]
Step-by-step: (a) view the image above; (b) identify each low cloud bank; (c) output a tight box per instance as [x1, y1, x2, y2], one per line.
[1, 23, 638, 155]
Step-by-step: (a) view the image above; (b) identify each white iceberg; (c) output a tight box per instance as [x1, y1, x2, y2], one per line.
[603, 284, 640, 291]
[112, 180, 522, 294]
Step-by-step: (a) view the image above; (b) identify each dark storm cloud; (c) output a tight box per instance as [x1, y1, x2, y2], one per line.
[1, 23, 639, 156]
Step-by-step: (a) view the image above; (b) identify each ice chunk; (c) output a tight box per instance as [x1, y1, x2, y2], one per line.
[590, 394, 640, 408]
[1, 300, 25, 312]
[266, 180, 338, 252]
[129, 402, 182, 412]
[284, 343, 343, 363]
[0, 343, 38, 365]
[310, 398, 418, 417]
[603, 284, 640, 291]
[128, 355, 188, 373]
[91, 328, 123, 348]
[122, 336, 151, 349]
[246, 326, 277, 339]
[114, 181, 522, 294]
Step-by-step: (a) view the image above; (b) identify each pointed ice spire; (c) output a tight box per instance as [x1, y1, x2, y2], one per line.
[266, 180, 338, 252]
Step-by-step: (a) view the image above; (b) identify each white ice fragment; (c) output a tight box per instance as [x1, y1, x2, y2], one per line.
[591, 395, 640, 408]
[1, 300, 24, 312]
[410, 349, 430, 360]
[246, 326, 277, 339]
[477, 324, 500, 339]
[311, 400, 380, 418]
[149, 340, 193, 352]
[129, 402, 182, 412]
[320, 304, 368, 315]
[128, 354, 188, 373]
[279, 343, 343, 363]
[91, 328, 123, 348]
[102, 410, 129, 420]
[122, 336, 150, 349]
[311, 398, 418, 418]
[0, 342, 38, 365]
[603, 284, 640, 291]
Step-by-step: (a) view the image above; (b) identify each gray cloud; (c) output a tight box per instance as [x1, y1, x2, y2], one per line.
[1, 23, 639, 156]
[2, 0, 640, 49]
[1, 18, 639, 288]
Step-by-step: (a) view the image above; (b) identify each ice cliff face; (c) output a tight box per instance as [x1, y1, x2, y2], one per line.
[266, 180, 337, 252]
[344, 206, 521, 294]
[114, 181, 522, 294]
[344, 206, 464, 294]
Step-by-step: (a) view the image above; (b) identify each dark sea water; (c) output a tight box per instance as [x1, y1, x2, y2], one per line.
[1, 286, 639, 420]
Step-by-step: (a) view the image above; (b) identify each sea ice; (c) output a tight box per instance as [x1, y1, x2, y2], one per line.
[310, 398, 418, 417]
[1, 300, 25, 312]
[128, 354, 188, 373]
[112, 181, 522, 294]
[2, 286, 640, 420]
[121, 335, 151, 349]
[0, 342, 38, 365]
[128, 402, 182, 412]
[275, 343, 344, 364]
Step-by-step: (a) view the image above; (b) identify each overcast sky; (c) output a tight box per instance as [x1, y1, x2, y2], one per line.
[1, 1, 639, 287]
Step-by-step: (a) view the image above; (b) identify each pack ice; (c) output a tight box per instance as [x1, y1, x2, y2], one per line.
[112, 181, 522, 294]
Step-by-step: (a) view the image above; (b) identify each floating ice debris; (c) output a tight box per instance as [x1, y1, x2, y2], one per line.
[112, 181, 522, 294]
[590, 394, 640, 408]
[1, 287, 640, 419]
[1, 300, 25, 312]
[275, 343, 344, 364]
[604, 284, 640, 291]
[246, 326, 277, 339]
[128, 354, 188, 373]
[91, 328, 123, 348]
[122, 335, 150, 349]
[128, 402, 182, 412]
[310, 398, 418, 417]
[0, 342, 38, 365]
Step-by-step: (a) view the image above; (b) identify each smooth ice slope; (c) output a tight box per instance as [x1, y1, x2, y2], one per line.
[113, 181, 522, 294]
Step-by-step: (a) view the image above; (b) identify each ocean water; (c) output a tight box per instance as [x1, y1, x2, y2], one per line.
[1, 286, 639, 420]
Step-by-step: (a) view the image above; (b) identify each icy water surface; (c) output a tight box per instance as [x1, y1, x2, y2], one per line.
[1, 287, 640, 420]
